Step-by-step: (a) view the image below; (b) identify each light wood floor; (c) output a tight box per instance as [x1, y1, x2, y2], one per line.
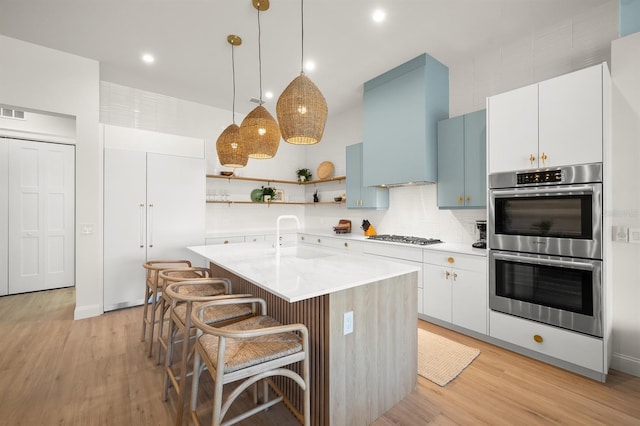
[1, 288, 639, 425]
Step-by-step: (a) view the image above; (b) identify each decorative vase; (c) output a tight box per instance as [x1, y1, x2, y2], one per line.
[298, 175, 306, 183]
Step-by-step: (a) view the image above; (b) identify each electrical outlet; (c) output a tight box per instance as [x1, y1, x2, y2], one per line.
[614, 226, 629, 242]
[629, 228, 640, 244]
[343, 311, 353, 335]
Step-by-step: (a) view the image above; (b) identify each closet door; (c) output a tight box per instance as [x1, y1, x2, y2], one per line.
[8, 140, 75, 294]
[103, 148, 147, 311]
[146, 153, 205, 264]
[0, 139, 8, 296]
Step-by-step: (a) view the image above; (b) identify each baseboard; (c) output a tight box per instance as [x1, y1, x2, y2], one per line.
[611, 352, 640, 377]
[74, 303, 102, 320]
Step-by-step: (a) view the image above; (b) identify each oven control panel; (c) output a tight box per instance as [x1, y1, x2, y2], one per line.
[516, 170, 562, 185]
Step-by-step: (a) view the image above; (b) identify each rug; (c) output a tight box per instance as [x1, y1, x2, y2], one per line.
[417, 328, 480, 386]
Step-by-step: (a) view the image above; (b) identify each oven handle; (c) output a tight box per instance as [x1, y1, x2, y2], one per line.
[491, 185, 594, 197]
[493, 252, 595, 271]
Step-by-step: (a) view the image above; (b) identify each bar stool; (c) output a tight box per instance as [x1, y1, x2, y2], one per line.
[142, 260, 193, 357]
[190, 297, 310, 426]
[156, 267, 225, 365]
[163, 280, 254, 426]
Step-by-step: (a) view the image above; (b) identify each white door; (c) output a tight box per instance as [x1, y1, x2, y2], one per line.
[488, 83, 539, 173]
[103, 148, 147, 311]
[103, 150, 205, 311]
[539, 64, 603, 167]
[0, 139, 8, 296]
[146, 153, 205, 264]
[8, 139, 75, 294]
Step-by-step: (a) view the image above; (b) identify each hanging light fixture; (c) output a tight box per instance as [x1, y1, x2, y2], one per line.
[216, 34, 248, 168]
[276, 0, 328, 145]
[240, 0, 280, 159]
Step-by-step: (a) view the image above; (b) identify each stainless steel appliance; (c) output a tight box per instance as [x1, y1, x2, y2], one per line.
[488, 163, 604, 337]
[489, 163, 602, 259]
[472, 220, 487, 249]
[489, 250, 603, 337]
[367, 235, 443, 246]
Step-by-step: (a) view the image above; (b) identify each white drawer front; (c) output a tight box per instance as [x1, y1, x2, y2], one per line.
[363, 243, 422, 262]
[490, 311, 604, 372]
[423, 251, 485, 271]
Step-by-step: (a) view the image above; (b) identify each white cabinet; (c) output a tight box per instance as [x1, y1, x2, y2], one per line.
[103, 126, 205, 311]
[538, 64, 604, 167]
[488, 83, 538, 173]
[423, 251, 487, 335]
[362, 243, 423, 314]
[490, 311, 605, 375]
[298, 233, 364, 253]
[488, 63, 608, 173]
[205, 236, 244, 245]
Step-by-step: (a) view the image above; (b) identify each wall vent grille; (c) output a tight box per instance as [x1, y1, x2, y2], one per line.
[0, 108, 25, 120]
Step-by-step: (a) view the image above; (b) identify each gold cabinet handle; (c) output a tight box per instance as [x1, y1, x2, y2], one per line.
[466, 195, 471, 202]
[529, 154, 536, 165]
[540, 152, 548, 164]
[533, 334, 544, 343]
[223, 240, 229, 244]
[445, 271, 451, 279]
[458, 195, 463, 204]
[301, 236, 305, 241]
[344, 242, 348, 248]
[317, 239, 321, 243]
[453, 272, 458, 281]
[447, 257, 454, 264]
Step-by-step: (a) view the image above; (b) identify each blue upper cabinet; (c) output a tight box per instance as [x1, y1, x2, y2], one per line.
[437, 109, 487, 209]
[362, 53, 449, 187]
[346, 143, 389, 209]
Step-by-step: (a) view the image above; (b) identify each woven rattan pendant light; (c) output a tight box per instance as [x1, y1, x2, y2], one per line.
[216, 35, 248, 168]
[240, 0, 280, 159]
[276, 0, 327, 145]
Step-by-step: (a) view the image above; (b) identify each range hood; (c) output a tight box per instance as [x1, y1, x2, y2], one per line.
[362, 53, 449, 187]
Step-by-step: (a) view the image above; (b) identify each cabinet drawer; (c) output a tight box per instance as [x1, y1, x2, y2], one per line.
[423, 251, 485, 271]
[205, 236, 244, 245]
[490, 311, 604, 372]
[363, 243, 422, 262]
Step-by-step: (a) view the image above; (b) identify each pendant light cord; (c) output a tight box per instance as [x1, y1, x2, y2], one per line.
[258, 9, 263, 104]
[231, 43, 236, 124]
[300, 0, 304, 73]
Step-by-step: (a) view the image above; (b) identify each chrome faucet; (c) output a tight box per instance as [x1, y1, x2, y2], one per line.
[276, 215, 300, 258]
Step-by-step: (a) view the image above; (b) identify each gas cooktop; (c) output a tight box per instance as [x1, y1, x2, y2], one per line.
[367, 234, 443, 246]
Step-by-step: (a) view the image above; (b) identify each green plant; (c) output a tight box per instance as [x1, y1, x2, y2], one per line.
[296, 168, 312, 180]
[261, 185, 276, 197]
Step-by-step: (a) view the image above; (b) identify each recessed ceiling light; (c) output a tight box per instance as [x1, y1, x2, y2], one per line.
[304, 60, 316, 72]
[265, 91, 274, 99]
[372, 9, 386, 23]
[142, 53, 155, 64]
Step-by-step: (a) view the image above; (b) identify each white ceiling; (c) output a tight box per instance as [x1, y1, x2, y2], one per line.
[0, 0, 613, 117]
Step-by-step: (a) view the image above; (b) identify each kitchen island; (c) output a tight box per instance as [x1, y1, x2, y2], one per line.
[189, 243, 419, 426]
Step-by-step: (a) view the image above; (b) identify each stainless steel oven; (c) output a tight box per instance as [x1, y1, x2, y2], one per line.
[489, 250, 603, 337]
[488, 163, 604, 337]
[489, 163, 602, 259]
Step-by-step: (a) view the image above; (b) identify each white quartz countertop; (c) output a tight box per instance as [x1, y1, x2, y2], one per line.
[189, 242, 420, 303]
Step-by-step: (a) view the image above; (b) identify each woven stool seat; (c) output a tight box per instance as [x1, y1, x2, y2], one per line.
[200, 315, 303, 374]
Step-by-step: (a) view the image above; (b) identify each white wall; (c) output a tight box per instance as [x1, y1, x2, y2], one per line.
[611, 32, 640, 376]
[0, 35, 101, 319]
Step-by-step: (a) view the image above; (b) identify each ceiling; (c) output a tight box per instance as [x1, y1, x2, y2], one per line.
[0, 0, 613, 117]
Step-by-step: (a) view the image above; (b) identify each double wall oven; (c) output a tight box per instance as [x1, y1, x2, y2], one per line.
[488, 163, 603, 337]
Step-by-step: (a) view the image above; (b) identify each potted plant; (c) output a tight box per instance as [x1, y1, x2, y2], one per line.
[261, 185, 276, 202]
[296, 168, 312, 183]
